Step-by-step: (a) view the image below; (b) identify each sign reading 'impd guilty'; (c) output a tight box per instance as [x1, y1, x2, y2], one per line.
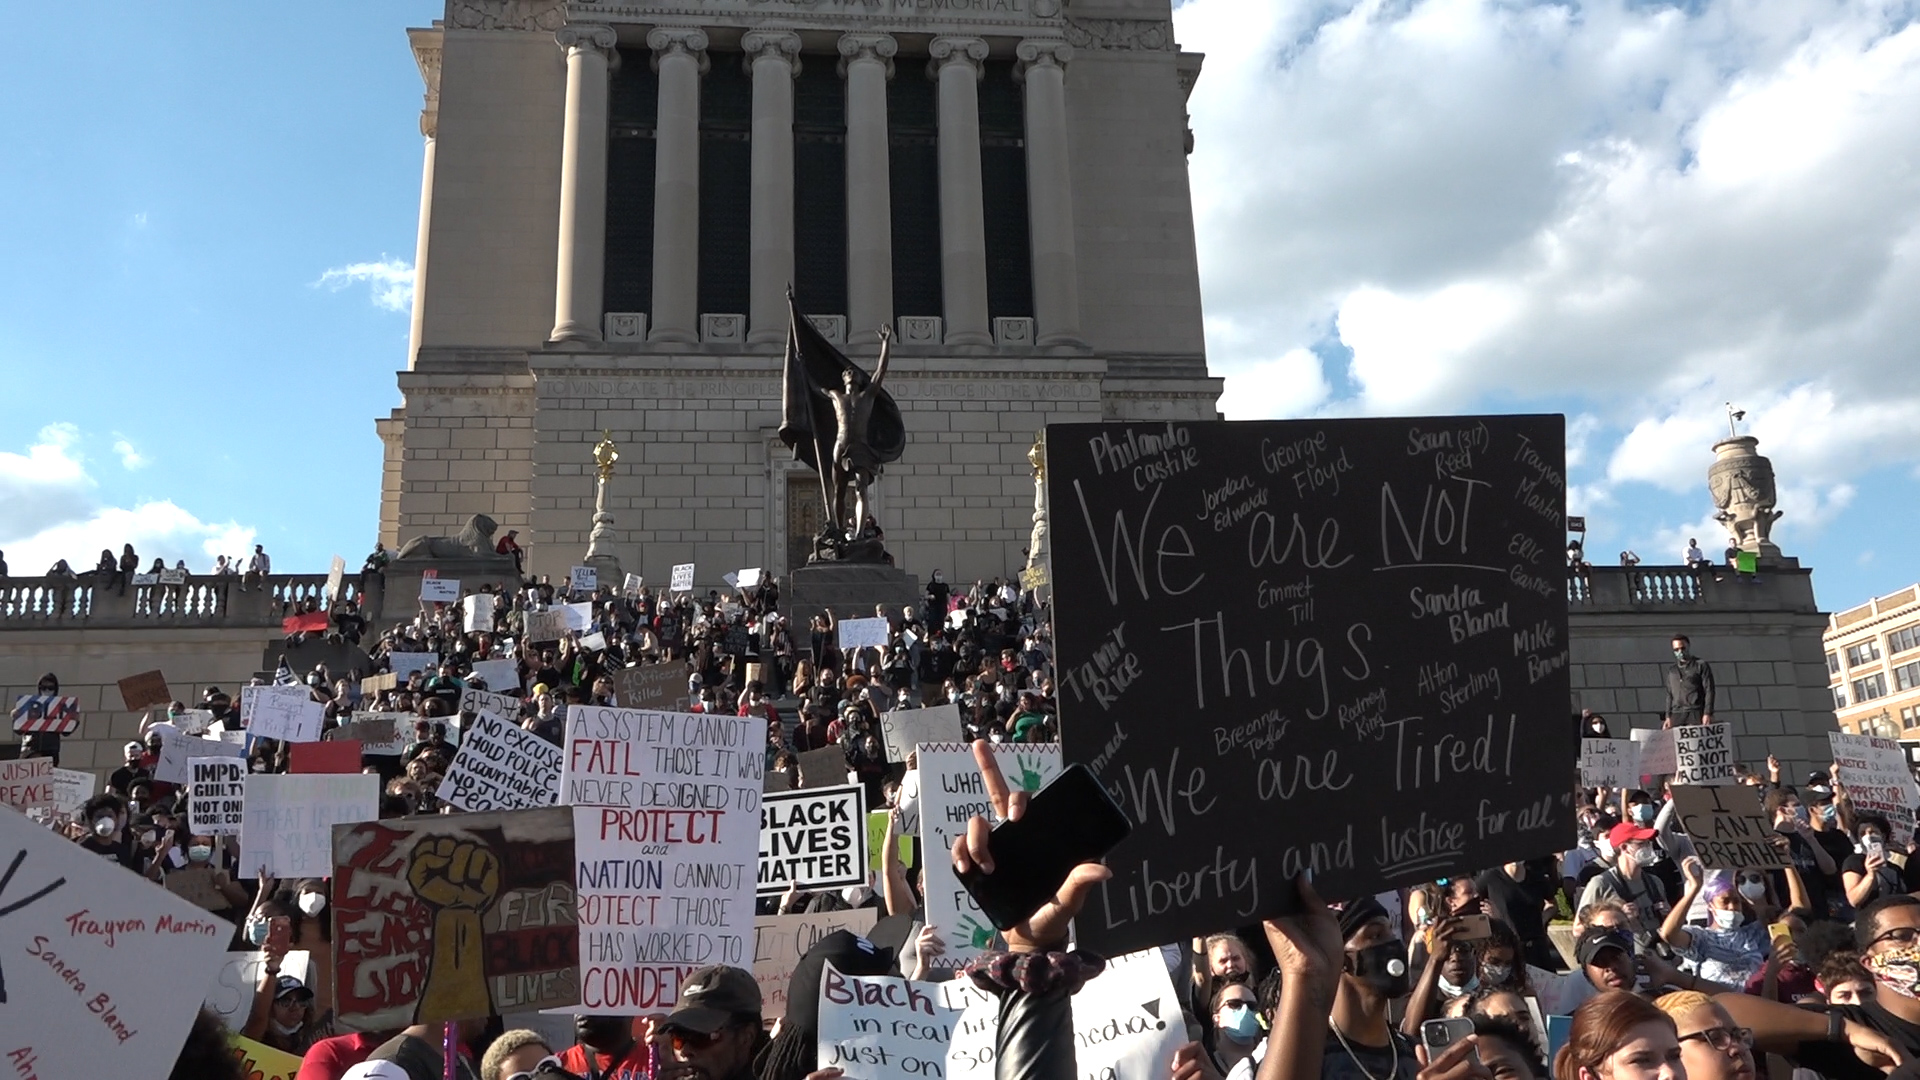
[1047, 417, 1573, 956]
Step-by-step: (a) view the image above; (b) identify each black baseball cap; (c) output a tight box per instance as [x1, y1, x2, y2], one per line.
[661, 966, 762, 1034]
[781, 931, 898, 1034]
[1575, 927, 1632, 966]
[275, 975, 315, 1002]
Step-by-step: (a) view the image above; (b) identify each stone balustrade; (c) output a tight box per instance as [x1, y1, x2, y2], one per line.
[1567, 563, 1818, 614]
[0, 573, 373, 628]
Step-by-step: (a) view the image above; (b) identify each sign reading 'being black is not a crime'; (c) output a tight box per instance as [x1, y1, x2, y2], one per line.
[1047, 417, 1573, 956]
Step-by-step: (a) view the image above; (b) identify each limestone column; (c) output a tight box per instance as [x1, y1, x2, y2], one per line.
[647, 26, 710, 344]
[1015, 39, 1086, 348]
[744, 28, 802, 345]
[550, 24, 617, 344]
[929, 36, 992, 347]
[839, 33, 896, 346]
[407, 126, 437, 368]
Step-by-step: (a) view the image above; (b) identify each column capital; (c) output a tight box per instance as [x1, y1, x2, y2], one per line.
[928, 35, 989, 80]
[647, 25, 711, 73]
[838, 31, 898, 64]
[742, 27, 802, 76]
[555, 22, 616, 54]
[1014, 38, 1072, 80]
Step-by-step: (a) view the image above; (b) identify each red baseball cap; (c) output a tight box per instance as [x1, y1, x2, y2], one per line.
[1608, 822, 1658, 848]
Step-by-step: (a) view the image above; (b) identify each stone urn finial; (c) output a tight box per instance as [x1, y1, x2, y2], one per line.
[1708, 431, 1783, 559]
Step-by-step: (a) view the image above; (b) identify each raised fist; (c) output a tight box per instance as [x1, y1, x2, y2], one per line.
[407, 835, 501, 912]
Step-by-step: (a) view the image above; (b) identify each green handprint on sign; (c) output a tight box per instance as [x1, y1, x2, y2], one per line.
[957, 913, 997, 949]
[1012, 753, 1044, 792]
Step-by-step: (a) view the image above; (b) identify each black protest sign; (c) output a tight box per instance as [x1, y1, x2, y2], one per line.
[758, 785, 867, 895]
[1048, 417, 1573, 956]
[1670, 785, 1790, 869]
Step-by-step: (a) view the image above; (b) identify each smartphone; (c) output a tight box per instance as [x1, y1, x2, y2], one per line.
[1421, 1017, 1475, 1053]
[266, 915, 291, 954]
[1867, 839, 1886, 861]
[1453, 914, 1492, 941]
[956, 764, 1132, 931]
[1768, 922, 1794, 946]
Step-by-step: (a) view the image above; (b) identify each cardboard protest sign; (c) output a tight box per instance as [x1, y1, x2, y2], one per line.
[671, 562, 696, 592]
[11, 693, 80, 734]
[944, 947, 1186, 1080]
[437, 711, 564, 812]
[389, 652, 440, 680]
[118, 669, 173, 711]
[462, 687, 521, 722]
[566, 706, 762, 1011]
[524, 608, 570, 643]
[837, 618, 889, 650]
[0, 758, 55, 810]
[867, 811, 912, 872]
[0, 805, 233, 1077]
[156, 730, 245, 784]
[240, 773, 380, 878]
[1673, 723, 1737, 785]
[230, 1034, 304, 1080]
[360, 671, 399, 696]
[879, 704, 961, 763]
[191, 759, 248, 835]
[1829, 732, 1920, 846]
[798, 746, 851, 789]
[1632, 728, 1676, 775]
[817, 963, 969, 1079]
[175, 708, 215, 735]
[327, 554, 346, 603]
[420, 576, 462, 603]
[159, 567, 187, 585]
[338, 713, 408, 756]
[624, 572, 645, 597]
[613, 663, 684, 710]
[333, 806, 579, 1028]
[243, 684, 324, 743]
[204, 951, 310, 1031]
[1579, 738, 1639, 789]
[48, 766, 97, 816]
[759, 785, 867, 896]
[570, 566, 597, 593]
[1046, 417, 1572, 956]
[291, 739, 364, 774]
[917, 743, 1061, 967]
[1670, 784, 1791, 869]
[470, 658, 521, 692]
[464, 592, 495, 632]
[753, 909, 880, 1019]
[722, 571, 739, 590]
[167, 865, 235, 910]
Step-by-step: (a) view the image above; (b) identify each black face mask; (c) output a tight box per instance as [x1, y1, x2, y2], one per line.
[1346, 939, 1412, 999]
[575, 1016, 632, 1050]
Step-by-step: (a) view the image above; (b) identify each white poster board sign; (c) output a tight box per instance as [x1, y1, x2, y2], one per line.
[1579, 738, 1639, 789]
[758, 785, 867, 895]
[623, 573, 645, 597]
[327, 555, 346, 604]
[1829, 731, 1920, 847]
[916, 743, 1061, 967]
[436, 711, 564, 812]
[190, 758, 248, 835]
[0, 758, 54, 810]
[560, 602, 595, 633]
[420, 577, 462, 604]
[944, 948, 1187, 1080]
[344, 712, 413, 756]
[1673, 722, 1736, 786]
[239, 773, 380, 877]
[204, 950, 310, 1032]
[838, 618, 890, 650]
[156, 730, 246, 784]
[243, 685, 324, 744]
[570, 566, 597, 593]
[1632, 728, 1676, 776]
[461, 687, 521, 722]
[880, 704, 961, 764]
[48, 766, 97, 816]
[568, 706, 763, 1011]
[818, 963, 969, 1080]
[0, 806, 234, 1076]
[469, 658, 520, 692]
[388, 652, 439, 681]
[463, 592, 495, 632]
[670, 563, 696, 592]
[753, 909, 881, 1020]
[737, 568, 763, 589]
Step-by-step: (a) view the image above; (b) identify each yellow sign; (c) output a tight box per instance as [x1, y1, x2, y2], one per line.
[230, 1034, 304, 1080]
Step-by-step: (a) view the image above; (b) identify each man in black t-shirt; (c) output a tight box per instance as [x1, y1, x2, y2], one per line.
[1476, 862, 1560, 973]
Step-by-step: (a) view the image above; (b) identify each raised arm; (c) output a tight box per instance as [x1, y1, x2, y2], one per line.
[1660, 858, 1704, 951]
[869, 327, 892, 390]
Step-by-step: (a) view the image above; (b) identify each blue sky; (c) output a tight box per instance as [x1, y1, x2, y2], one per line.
[2, 0, 1917, 615]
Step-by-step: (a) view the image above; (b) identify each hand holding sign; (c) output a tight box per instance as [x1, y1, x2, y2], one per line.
[948, 740, 1110, 953]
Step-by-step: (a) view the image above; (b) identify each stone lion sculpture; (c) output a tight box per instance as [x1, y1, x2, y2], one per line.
[394, 514, 509, 560]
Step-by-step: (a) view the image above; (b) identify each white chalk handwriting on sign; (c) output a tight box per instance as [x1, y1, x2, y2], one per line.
[240, 773, 380, 877]
[1828, 732, 1920, 847]
[436, 710, 564, 812]
[1579, 738, 1639, 789]
[1672, 722, 1737, 786]
[757, 785, 867, 896]
[190, 758, 248, 835]
[567, 706, 764, 1012]
[1043, 416, 1572, 956]
[0, 806, 234, 1078]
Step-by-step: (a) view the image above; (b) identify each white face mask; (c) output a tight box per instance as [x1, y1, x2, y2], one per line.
[1738, 880, 1767, 902]
[842, 885, 874, 907]
[1712, 908, 1745, 930]
[92, 817, 117, 838]
[297, 893, 327, 917]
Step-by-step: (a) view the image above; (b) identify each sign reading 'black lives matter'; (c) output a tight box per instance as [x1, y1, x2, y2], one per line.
[1048, 417, 1573, 956]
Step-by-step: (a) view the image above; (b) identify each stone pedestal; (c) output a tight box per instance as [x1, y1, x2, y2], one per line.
[787, 563, 921, 646]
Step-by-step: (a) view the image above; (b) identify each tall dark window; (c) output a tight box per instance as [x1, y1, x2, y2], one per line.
[887, 67, 942, 319]
[793, 59, 847, 318]
[699, 51, 752, 317]
[604, 48, 659, 316]
[978, 60, 1033, 320]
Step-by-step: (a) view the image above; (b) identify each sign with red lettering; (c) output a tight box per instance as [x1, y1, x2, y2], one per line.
[331, 806, 579, 1030]
[0, 803, 233, 1078]
[567, 706, 763, 1012]
[0, 758, 55, 810]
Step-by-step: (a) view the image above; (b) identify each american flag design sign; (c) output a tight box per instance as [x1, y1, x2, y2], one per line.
[12, 694, 81, 734]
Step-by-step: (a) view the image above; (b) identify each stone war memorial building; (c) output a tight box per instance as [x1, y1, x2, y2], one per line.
[382, 0, 1222, 587]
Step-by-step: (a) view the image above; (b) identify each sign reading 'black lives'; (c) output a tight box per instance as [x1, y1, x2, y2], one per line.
[1048, 416, 1573, 956]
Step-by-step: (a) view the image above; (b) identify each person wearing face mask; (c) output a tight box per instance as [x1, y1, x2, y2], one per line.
[1209, 981, 1265, 1077]
[1762, 790, 1836, 918]
[557, 1014, 654, 1079]
[1659, 858, 1768, 990]
[1582, 710, 1612, 739]
[1842, 813, 1905, 909]
[1261, 887, 1422, 1080]
[1403, 919, 1483, 1035]
[1580, 824, 1672, 939]
[1660, 634, 1714, 729]
[76, 792, 141, 870]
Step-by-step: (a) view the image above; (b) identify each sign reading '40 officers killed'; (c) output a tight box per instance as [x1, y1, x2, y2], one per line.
[1047, 417, 1574, 956]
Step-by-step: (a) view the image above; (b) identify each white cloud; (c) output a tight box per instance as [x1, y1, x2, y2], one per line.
[1219, 346, 1334, 419]
[1176, 0, 1920, 541]
[0, 425, 254, 576]
[112, 438, 147, 470]
[316, 256, 415, 313]
[131, 211, 148, 228]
